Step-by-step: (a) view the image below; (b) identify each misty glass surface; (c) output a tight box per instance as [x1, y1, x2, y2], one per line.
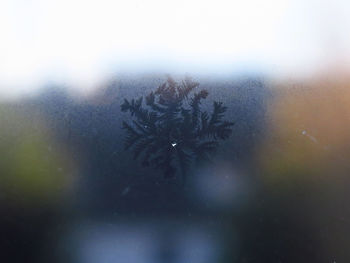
[1, 0, 350, 263]
[1, 74, 350, 263]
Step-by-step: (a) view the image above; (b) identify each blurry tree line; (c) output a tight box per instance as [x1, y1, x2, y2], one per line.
[2, 74, 348, 262]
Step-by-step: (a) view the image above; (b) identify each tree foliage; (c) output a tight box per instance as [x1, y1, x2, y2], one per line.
[121, 76, 234, 184]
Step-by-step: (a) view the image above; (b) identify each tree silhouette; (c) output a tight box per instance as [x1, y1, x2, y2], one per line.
[121, 77, 234, 184]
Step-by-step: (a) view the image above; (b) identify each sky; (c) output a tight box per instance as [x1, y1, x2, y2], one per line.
[1, 0, 350, 98]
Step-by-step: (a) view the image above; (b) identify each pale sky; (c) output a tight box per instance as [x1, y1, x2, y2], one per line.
[1, 0, 350, 97]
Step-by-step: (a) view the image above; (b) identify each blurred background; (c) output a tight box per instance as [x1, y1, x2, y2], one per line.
[1, 0, 350, 262]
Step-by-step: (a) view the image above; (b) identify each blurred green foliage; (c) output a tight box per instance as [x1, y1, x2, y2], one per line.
[0, 104, 73, 206]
